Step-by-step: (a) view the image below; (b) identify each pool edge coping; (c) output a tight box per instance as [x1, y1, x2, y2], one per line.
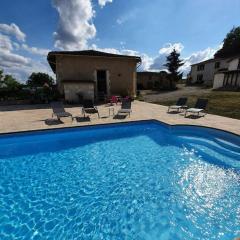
[0, 119, 239, 138]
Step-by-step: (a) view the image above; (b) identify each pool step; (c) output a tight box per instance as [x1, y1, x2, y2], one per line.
[184, 141, 240, 170]
[179, 136, 240, 162]
[214, 138, 240, 153]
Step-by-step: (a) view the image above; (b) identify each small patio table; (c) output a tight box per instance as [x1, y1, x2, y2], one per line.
[108, 107, 115, 116]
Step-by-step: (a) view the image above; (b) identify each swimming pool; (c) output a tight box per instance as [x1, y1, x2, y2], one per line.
[0, 121, 239, 239]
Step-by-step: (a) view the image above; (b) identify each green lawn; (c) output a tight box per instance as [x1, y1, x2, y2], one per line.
[154, 91, 240, 120]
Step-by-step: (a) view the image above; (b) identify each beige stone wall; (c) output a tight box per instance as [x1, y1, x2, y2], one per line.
[137, 73, 169, 89]
[55, 55, 138, 98]
[64, 83, 94, 102]
[137, 73, 159, 89]
[190, 58, 231, 86]
[213, 73, 224, 89]
[228, 58, 239, 71]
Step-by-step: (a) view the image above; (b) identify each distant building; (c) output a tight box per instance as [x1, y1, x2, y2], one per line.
[137, 71, 169, 90]
[47, 50, 141, 102]
[190, 58, 231, 86]
[213, 57, 240, 89]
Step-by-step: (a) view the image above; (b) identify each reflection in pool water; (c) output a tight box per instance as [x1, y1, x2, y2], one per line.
[0, 121, 239, 239]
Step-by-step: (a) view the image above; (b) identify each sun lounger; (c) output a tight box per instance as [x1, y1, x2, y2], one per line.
[185, 98, 208, 117]
[168, 97, 188, 112]
[51, 101, 73, 121]
[82, 99, 100, 118]
[117, 99, 132, 117]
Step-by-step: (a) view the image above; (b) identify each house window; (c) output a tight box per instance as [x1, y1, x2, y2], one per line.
[238, 59, 240, 69]
[196, 74, 203, 83]
[215, 62, 220, 69]
[197, 64, 205, 71]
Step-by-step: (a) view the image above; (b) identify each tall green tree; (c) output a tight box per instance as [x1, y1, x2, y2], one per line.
[0, 69, 3, 81]
[27, 72, 55, 87]
[164, 48, 184, 89]
[3, 75, 21, 90]
[214, 26, 240, 58]
[0, 69, 4, 89]
[0, 69, 21, 90]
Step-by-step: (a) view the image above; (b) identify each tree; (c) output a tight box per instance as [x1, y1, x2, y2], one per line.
[3, 75, 21, 90]
[0, 69, 4, 88]
[27, 72, 55, 87]
[0, 69, 4, 81]
[0, 69, 21, 90]
[164, 48, 184, 89]
[214, 26, 240, 58]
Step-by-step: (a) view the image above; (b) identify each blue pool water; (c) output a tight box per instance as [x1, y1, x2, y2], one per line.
[0, 121, 239, 240]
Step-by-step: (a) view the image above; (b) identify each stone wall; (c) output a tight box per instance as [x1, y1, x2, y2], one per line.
[213, 73, 224, 89]
[137, 72, 169, 90]
[63, 82, 94, 103]
[56, 55, 138, 98]
[190, 58, 230, 86]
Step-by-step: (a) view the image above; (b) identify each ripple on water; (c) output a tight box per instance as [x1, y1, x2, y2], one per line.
[0, 125, 239, 240]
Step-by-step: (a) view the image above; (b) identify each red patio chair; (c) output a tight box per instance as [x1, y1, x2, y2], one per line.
[110, 95, 118, 105]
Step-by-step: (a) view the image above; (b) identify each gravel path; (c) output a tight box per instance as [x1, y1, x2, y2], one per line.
[141, 84, 211, 102]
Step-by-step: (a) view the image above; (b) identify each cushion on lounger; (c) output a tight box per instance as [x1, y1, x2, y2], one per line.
[186, 108, 203, 112]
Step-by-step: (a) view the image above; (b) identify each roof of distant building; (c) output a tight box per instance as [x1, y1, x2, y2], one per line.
[191, 54, 240, 67]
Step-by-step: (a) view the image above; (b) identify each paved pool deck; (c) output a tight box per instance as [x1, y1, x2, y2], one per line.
[0, 101, 239, 135]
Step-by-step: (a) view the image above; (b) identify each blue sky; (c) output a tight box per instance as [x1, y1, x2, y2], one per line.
[0, 0, 240, 81]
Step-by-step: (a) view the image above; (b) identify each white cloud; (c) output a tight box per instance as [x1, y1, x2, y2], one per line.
[116, 19, 123, 25]
[91, 45, 142, 58]
[0, 23, 26, 42]
[149, 54, 166, 71]
[0, 34, 13, 51]
[0, 51, 29, 68]
[148, 43, 220, 76]
[118, 49, 154, 71]
[52, 0, 96, 50]
[116, 9, 139, 25]
[91, 44, 152, 71]
[121, 49, 139, 56]
[91, 44, 120, 54]
[139, 54, 153, 71]
[185, 47, 216, 65]
[13, 42, 20, 50]
[22, 44, 50, 56]
[98, 0, 112, 8]
[0, 14, 221, 83]
[2, 60, 54, 82]
[0, 32, 52, 82]
[0, 33, 29, 69]
[149, 42, 184, 71]
[159, 42, 184, 55]
[180, 47, 218, 74]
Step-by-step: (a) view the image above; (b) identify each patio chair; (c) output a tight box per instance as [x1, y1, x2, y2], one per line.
[51, 101, 73, 121]
[117, 99, 132, 117]
[82, 99, 100, 118]
[110, 95, 118, 105]
[168, 97, 188, 112]
[185, 98, 208, 117]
